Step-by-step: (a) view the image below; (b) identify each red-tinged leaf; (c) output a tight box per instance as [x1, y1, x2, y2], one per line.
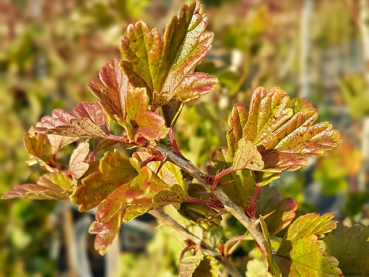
[125, 87, 169, 141]
[69, 141, 89, 180]
[277, 213, 338, 257]
[255, 186, 297, 236]
[324, 225, 369, 276]
[1, 172, 73, 200]
[35, 102, 110, 138]
[178, 254, 218, 277]
[70, 150, 137, 212]
[232, 138, 264, 171]
[259, 217, 282, 277]
[47, 134, 78, 154]
[88, 59, 130, 120]
[289, 235, 342, 277]
[120, 2, 216, 110]
[89, 184, 127, 256]
[24, 131, 54, 172]
[73, 102, 110, 134]
[226, 87, 341, 184]
[209, 146, 256, 207]
[227, 103, 248, 157]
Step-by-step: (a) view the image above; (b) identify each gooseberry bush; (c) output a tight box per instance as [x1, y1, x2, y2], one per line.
[3, 2, 369, 276]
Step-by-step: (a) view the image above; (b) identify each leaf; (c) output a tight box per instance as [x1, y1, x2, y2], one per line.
[277, 213, 337, 257]
[150, 184, 186, 209]
[209, 146, 256, 207]
[289, 235, 342, 277]
[178, 254, 218, 277]
[124, 87, 168, 141]
[246, 258, 272, 277]
[120, 2, 217, 110]
[226, 87, 341, 183]
[177, 202, 221, 230]
[35, 102, 110, 138]
[232, 138, 264, 171]
[69, 141, 89, 180]
[71, 150, 137, 212]
[324, 225, 369, 276]
[255, 186, 298, 236]
[47, 134, 78, 154]
[24, 131, 54, 171]
[88, 59, 130, 120]
[259, 217, 282, 277]
[1, 172, 73, 200]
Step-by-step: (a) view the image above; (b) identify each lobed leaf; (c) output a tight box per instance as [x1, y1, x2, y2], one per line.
[226, 87, 341, 184]
[277, 213, 337, 257]
[178, 254, 218, 277]
[289, 235, 342, 277]
[324, 225, 369, 276]
[35, 102, 110, 138]
[1, 172, 73, 200]
[232, 138, 264, 171]
[120, 1, 217, 111]
[24, 131, 54, 172]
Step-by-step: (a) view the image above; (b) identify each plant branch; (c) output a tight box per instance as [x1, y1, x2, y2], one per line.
[153, 143, 267, 253]
[148, 209, 242, 277]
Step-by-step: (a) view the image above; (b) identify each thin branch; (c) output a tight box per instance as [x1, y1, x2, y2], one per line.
[152, 143, 267, 253]
[148, 209, 242, 277]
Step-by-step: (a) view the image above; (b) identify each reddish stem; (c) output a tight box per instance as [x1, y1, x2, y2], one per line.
[213, 167, 236, 187]
[186, 196, 215, 208]
[249, 185, 262, 219]
[169, 128, 186, 159]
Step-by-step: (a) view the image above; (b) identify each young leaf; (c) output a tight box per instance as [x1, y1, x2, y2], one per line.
[178, 254, 218, 277]
[277, 213, 337, 257]
[150, 184, 186, 209]
[69, 141, 90, 180]
[35, 102, 110, 138]
[47, 134, 78, 154]
[1, 172, 73, 200]
[232, 138, 264, 171]
[226, 87, 341, 184]
[246, 258, 271, 277]
[24, 132, 54, 172]
[289, 235, 342, 277]
[120, 2, 217, 110]
[324, 225, 369, 276]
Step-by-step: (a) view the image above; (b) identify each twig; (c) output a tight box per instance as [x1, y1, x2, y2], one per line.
[152, 143, 267, 253]
[148, 209, 242, 277]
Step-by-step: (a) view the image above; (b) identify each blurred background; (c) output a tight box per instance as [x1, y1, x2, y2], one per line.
[1, 0, 369, 276]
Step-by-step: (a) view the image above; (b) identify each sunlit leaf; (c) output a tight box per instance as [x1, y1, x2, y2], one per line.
[324, 225, 369, 276]
[277, 213, 337, 257]
[69, 141, 90, 180]
[289, 235, 342, 277]
[232, 138, 264, 171]
[179, 254, 218, 277]
[1, 172, 73, 200]
[24, 131, 54, 172]
[35, 102, 110, 138]
[120, 1, 217, 110]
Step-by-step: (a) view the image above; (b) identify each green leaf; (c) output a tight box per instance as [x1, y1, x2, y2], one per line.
[120, 2, 217, 110]
[277, 213, 337, 257]
[35, 102, 110, 138]
[1, 172, 73, 200]
[255, 186, 298, 236]
[151, 184, 186, 209]
[69, 141, 89, 180]
[177, 202, 221, 230]
[226, 87, 341, 184]
[210, 146, 256, 207]
[246, 258, 272, 277]
[289, 235, 342, 277]
[259, 217, 282, 277]
[324, 225, 369, 276]
[179, 254, 218, 277]
[232, 138, 264, 171]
